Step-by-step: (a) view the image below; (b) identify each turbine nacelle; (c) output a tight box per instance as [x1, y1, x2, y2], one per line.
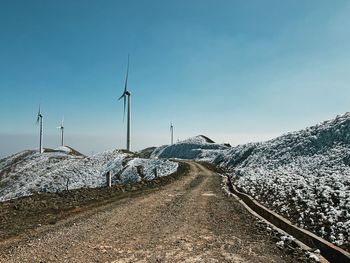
[57, 117, 65, 146]
[36, 105, 43, 124]
[57, 117, 64, 130]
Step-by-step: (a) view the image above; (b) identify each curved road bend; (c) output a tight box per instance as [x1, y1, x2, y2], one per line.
[0, 162, 300, 263]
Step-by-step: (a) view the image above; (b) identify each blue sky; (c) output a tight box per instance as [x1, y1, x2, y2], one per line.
[1, 0, 350, 156]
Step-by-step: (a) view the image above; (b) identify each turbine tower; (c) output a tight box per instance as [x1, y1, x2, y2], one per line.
[118, 55, 131, 151]
[57, 117, 64, 146]
[170, 122, 174, 145]
[36, 105, 44, 153]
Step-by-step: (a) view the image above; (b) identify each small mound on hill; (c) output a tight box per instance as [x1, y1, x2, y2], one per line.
[179, 135, 215, 144]
[138, 147, 157, 159]
[151, 135, 229, 160]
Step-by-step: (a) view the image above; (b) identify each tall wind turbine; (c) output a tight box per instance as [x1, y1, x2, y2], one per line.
[170, 122, 174, 145]
[36, 105, 44, 153]
[118, 55, 131, 151]
[57, 117, 64, 146]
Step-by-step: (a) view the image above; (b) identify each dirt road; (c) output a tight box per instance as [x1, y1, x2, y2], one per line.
[0, 162, 301, 262]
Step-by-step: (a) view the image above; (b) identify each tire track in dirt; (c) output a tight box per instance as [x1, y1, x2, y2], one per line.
[0, 162, 301, 262]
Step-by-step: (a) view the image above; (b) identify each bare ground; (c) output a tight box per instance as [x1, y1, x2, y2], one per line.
[0, 162, 306, 262]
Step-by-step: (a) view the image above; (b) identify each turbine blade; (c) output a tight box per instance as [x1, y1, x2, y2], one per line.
[118, 54, 130, 122]
[118, 93, 125, 100]
[36, 105, 40, 124]
[124, 54, 129, 93]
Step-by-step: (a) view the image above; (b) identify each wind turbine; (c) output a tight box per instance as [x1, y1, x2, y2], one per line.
[36, 105, 44, 153]
[170, 122, 174, 145]
[57, 117, 64, 147]
[118, 55, 131, 151]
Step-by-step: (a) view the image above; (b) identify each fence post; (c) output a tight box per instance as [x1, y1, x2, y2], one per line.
[154, 167, 158, 178]
[106, 171, 112, 187]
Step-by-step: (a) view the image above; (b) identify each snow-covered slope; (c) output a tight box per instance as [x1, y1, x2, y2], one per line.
[151, 114, 350, 248]
[230, 114, 350, 247]
[151, 135, 229, 161]
[0, 149, 178, 202]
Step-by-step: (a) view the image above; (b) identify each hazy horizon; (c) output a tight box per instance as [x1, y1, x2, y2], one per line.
[0, 130, 283, 158]
[1, 110, 347, 158]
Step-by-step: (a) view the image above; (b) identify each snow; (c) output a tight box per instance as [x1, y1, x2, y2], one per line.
[0, 150, 178, 202]
[55, 146, 72, 153]
[0, 150, 33, 171]
[231, 113, 350, 247]
[178, 135, 213, 144]
[151, 113, 350, 248]
[276, 240, 284, 248]
[120, 158, 178, 182]
[307, 252, 320, 262]
[151, 135, 228, 160]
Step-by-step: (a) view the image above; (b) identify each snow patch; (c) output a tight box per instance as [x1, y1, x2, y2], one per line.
[55, 146, 72, 153]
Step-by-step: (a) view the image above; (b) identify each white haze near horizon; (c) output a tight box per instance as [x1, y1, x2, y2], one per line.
[2, 110, 348, 159]
[0, 131, 281, 159]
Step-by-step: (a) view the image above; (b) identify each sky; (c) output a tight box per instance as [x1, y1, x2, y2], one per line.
[1, 0, 350, 157]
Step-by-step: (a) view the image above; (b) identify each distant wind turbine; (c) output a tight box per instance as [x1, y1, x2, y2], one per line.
[36, 105, 44, 153]
[118, 55, 131, 151]
[170, 122, 174, 145]
[57, 117, 64, 146]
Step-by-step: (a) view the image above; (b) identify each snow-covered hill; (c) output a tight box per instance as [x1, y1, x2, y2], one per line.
[0, 149, 178, 202]
[151, 114, 350, 249]
[230, 114, 350, 248]
[151, 135, 229, 161]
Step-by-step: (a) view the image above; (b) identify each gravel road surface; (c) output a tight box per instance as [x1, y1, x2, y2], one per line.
[0, 162, 302, 262]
